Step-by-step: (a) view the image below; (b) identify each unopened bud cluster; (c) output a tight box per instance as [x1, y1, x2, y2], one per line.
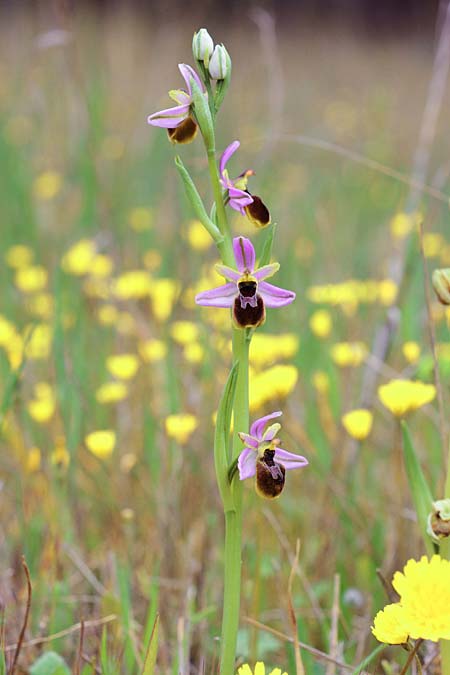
[192, 28, 231, 80]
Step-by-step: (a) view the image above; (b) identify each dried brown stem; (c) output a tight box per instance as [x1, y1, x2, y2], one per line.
[287, 540, 305, 675]
[74, 618, 85, 675]
[10, 557, 32, 675]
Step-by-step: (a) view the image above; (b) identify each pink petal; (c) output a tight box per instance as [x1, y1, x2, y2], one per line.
[215, 264, 241, 282]
[238, 432, 259, 449]
[250, 411, 282, 440]
[274, 447, 308, 470]
[233, 236, 256, 274]
[195, 282, 236, 308]
[238, 447, 257, 480]
[147, 103, 190, 128]
[258, 281, 296, 308]
[253, 263, 280, 281]
[219, 140, 240, 177]
[178, 63, 204, 96]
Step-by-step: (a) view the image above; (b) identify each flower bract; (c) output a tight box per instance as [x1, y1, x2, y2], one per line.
[195, 236, 295, 328]
[238, 411, 307, 499]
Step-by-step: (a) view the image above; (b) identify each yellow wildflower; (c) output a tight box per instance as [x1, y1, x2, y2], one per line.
[106, 354, 139, 380]
[113, 270, 152, 299]
[27, 382, 55, 423]
[50, 437, 70, 469]
[61, 239, 96, 276]
[402, 341, 421, 364]
[128, 207, 153, 232]
[183, 342, 204, 364]
[378, 279, 398, 306]
[378, 379, 436, 417]
[237, 663, 287, 675]
[309, 309, 332, 338]
[149, 279, 180, 322]
[372, 603, 409, 645]
[143, 250, 162, 271]
[250, 334, 299, 368]
[342, 409, 373, 440]
[97, 304, 119, 325]
[331, 342, 368, 367]
[312, 370, 330, 394]
[85, 430, 116, 459]
[95, 381, 128, 404]
[26, 293, 53, 320]
[373, 555, 450, 643]
[33, 170, 62, 200]
[117, 312, 136, 336]
[165, 414, 198, 444]
[186, 219, 212, 251]
[170, 321, 199, 345]
[5, 245, 34, 268]
[423, 232, 444, 258]
[139, 339, 167, 363]
[26, 447, 41, 473]
[15, 265, 48, 293]
[90, 254, 114, 278]
[83, 277, 110, 300]
[250, 364, 298, 411]
[0, 315, 17, 347]
[24, 323, 52, 360]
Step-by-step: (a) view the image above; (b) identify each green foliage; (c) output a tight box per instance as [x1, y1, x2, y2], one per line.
[29, 652, 71, 675]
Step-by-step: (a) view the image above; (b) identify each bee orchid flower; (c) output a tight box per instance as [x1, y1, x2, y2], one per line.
[195, 236, 295, 328]
[238, 411, 308, 499]
[147, 64, 205, 144]
[219, 140, 271, 227]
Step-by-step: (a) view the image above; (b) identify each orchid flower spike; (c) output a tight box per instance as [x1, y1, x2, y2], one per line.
[195, 236, 295, 328]
[238, 412, 308, 499]
[147, 64, 205, 144]
[220, 141, 271, 228]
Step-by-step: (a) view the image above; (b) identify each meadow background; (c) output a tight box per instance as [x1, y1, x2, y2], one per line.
[1, 2, 449, 673]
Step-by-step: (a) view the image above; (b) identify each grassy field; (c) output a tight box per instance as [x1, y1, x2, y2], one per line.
[1, 7, 450, 674]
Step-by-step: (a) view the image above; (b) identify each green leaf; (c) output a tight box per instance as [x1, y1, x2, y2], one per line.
[142, 614, 159, 675]
[401, 420, 434, 556]
[257, 224, 276, 267]
[30, 651, 71, 675]
[213, 47, 232, 113]
[214, 362, 239, 511]
[174, 156, 222, 244]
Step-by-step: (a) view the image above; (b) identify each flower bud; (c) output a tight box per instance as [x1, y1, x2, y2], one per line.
[192, 28, 214, 65]
[209, 44, 230, 80]
[432, 268, 450, 305]
[427, 499, 450, 541]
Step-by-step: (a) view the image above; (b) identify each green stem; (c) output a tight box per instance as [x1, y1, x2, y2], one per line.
[207, 148, 233, 265]
[219, 327, 250, 675]
[441, 430, 450, 674]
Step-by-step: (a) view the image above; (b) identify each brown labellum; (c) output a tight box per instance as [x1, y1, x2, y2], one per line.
[167, 116, 198, 144]
[233, 295, 265, 328]
[245, 194, 271, 229]
[255, 449, 285, 499]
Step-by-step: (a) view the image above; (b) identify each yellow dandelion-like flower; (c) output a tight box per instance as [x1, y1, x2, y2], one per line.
[250, 334, 299, 368]
[183, 342, 204, 364]
[33, 170, 62, 200]
[378, 279, 398, 306]
[113, 270, 152, 299]
[165, 414, 198, 445]
[186, 219, 212, 251]
[15, 265, 48, 293]
[149, 279, 180, 322]
[372, 603, 409, 645]
[26, 447, 42, 473]
[24, 323, 52, 360]
[27, 382, 55, 424]
[378, 379, 436, 417]
[341, 409, 373, 440]
[402, 341, 421, 364]
[237, 662, 287, 675]
[85, 430, 116, 459]
[170, 320, 200, 345]
[250, 364, 298, 411]
[97, 304, 119, 325]
[5, 245, 34, 269]
[61, 239, 97, 276]
[128, 207, 153, 232]
[95, 381, 128, 404]
[51, 437, 70, 469]
[143, 249, 162, 271]
[330, 341, 368, 367]
[106, 354, 139, 380]
[139, 339, 167, 363]
[312, 370, 330, 394]
[90, 254, 114, 279]
[310, 309, 332, 338]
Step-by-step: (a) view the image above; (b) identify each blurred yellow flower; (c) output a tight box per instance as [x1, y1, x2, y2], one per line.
[106, 354, 139, 380]
[423, 232, 444, 258]
[402, 341, 421, 364]
[33, 170, 62, 200]
[373, 555, 450, 643]
[97, 304, 119, 325]
[170, 320, 199, 345]
[0, 315, 17, 347]
[85, 430, 116, 459]
[128, 207, 153, 232]
[26, 447, 41, 473]
[90, 254, 114, 278]
[51, 437, 70, 469]
[378, 379, 436, 417]
[390, 212, 414, 239]
[331, 342, 367, 367]
[139, 339, 167, 363]
[312, 370, 330, 394]
[113, 270, 152, 299]
[149, 279, 180, 322]
[61, 239, 96, 276]
[83, 277, 110, 300]
[24, 323, 52, 360]
[143, 249, 162, 271]
[237, 663, 287, 675]
[116, 312, 136, 336]
[250, 364, 298, 411]
[121, 507, 135, 520]
[378, 279, 398, 306]
[5, 244, 34, 268]
[372, 603, 408, 645]
[186, 219, 212, 251]
[250, 334, 299, 368]
[184, 342, 204, 364]
[165, 413, 198, 444]
[342, 409, 373, 440]
[26, 293, 54, 320]
[15, 265, 48, 293]
[310, 309, 332, 338]
[96, 381, 128, 404]
[27, 382, 55, 423]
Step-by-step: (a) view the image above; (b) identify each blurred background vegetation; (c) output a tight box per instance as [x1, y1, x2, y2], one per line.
[1, 1, 449, 673]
